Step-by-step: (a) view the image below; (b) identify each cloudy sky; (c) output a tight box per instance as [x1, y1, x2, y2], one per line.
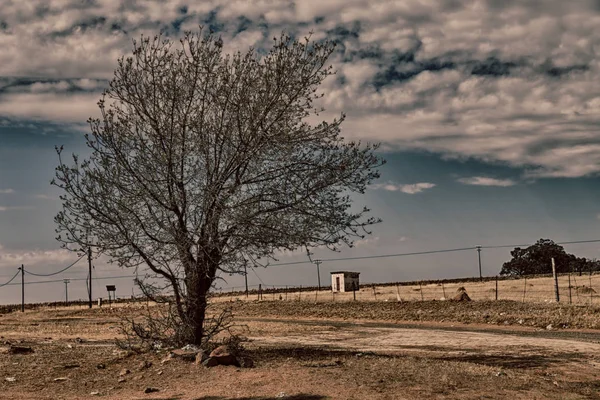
[1, 0, 600, 303]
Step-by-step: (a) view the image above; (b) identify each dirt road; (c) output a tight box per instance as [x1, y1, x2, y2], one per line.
[248, 317, 600, 355]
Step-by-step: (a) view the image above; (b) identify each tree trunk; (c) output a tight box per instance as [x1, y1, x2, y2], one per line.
[185, 277, 210, 346]
[184, 253, 218, 346]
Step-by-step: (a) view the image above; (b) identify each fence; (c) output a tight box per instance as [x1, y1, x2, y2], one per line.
[211, 272, 600, 305]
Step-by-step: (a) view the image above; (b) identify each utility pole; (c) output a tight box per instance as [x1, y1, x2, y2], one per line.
[244, 263, 248, 298]
[88, 247, 92, 308]
[314, 260, 322, 290]
[552, 257, 560, 302]
[64, 279, 70, 305]
[20, 264, 24, 313]
[476, 246, 483, 281]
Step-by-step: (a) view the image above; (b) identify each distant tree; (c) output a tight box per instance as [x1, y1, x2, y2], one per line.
[500, 238, 596, 276]
[52, 29, 384, 347]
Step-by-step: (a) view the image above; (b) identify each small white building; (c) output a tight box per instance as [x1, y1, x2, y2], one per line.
[330, 271, 360, 292]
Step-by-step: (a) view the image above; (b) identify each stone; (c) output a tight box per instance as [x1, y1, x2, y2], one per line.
[209, 345, 240, 367]
[181, 344, 201, 352]
[144, 387, 159, 394]
[138, 360, 152, 370]
[90, 391, 100, 396]
[194, 350, 209, 365]
[5, 377, 15, 382]
[118, 378, 126, 383]
[202, 357, 219, 368]
[96, 364, 106, 369]
[53, 377, 68, 382]
[546, 324, 553, 330]
[169, 348, 198, 362]
[9, 345, 33, 355]
[119, 369, 131, 376]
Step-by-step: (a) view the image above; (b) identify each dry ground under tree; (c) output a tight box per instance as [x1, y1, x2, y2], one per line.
[1, 300, 600, 399]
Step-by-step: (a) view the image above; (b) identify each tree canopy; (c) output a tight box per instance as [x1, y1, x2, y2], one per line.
[500, 238, 599, 276]
[52, 29, 384, 346]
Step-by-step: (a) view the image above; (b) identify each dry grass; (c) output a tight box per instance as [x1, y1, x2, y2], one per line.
[215, 273, 600, 306]
[0, 302, 599, 399]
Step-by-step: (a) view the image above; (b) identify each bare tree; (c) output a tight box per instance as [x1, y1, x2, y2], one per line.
[53, 28, 384, 346]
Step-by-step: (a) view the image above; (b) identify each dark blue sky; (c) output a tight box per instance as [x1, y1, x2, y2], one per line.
[0, 0, 599, 303]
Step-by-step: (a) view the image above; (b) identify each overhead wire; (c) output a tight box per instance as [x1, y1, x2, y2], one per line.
[0, 270, 21, 287]
[23, 254, 85, 277]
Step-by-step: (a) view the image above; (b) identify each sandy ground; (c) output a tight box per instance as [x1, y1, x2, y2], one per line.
[1, 303, 600, 399]
[249, 318, 600, 356]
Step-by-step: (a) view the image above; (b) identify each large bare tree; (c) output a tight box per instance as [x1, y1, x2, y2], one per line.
[53, 29, 384, 346]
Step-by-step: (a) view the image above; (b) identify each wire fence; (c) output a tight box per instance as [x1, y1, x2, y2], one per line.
[211, 272, 600, 306]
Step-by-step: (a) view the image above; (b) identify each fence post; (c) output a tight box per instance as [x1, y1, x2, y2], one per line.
[20, 265, 24, 312]
[354, 284, 357, 301]
[522, 277, 527, 303]
[495, 276, 498, 301]
[299, 285, 302, 301]
[285, 285, 288, 301]
[590, 271, 593, 305]
[551, 258, 560, 302]
[396, 284, 400, 302]
[258, 284, 261, 301]
[568, 273, 572, 304]
[441, 282, 446, 300]
[372, 285, 377, 300]
[420, 281, 424, 301]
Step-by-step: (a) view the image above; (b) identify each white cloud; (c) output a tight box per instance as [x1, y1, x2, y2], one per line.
[457, 176, 517, 187]
[354, 236, 379, 247]
[0, 206, 34, 211]
[0, 0, 600, 178]
[34, 194, 58, 200]
[0, 189, 15, 194]
[369, 181, 436, 194]
[0, 247, 74, 269]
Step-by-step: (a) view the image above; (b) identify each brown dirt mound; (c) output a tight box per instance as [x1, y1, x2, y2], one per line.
[577, 286, 596, 294]
[453, 291, 471, 301]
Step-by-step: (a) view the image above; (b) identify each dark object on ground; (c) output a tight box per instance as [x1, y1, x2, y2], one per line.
[9, 346, 33, 355]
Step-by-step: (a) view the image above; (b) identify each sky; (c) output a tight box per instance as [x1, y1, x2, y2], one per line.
[1, 0, 600, 304]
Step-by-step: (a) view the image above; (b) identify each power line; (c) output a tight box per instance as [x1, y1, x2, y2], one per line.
[0, 270, 20, 287]
[2, 274, 135, 287]
[268, 246, 477, 266]
[267, 239, 600, 266]
[250, 267, 266, 286]
[23, 254, 85, 277]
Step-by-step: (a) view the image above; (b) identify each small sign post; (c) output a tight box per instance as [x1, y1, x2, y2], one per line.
[106, 285, 116, 307]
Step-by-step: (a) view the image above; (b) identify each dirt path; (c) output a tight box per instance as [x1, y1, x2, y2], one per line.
[246, 317, 600, 367]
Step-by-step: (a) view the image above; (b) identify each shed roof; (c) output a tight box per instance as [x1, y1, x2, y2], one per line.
[330, 271, 360, 275]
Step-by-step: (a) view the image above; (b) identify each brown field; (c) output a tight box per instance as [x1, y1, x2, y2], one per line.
[215, 272, 600, 305]
[1, 296, 600, 399]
